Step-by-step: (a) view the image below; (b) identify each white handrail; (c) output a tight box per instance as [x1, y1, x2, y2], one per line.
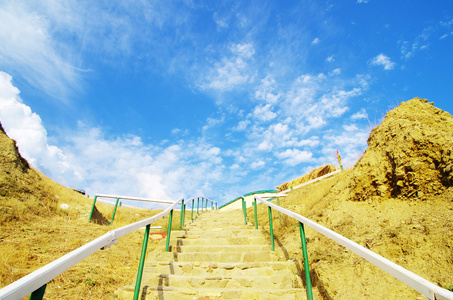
[0, 197, 183, 300]
[186, 196, 217, 204]
[280, 169, 342, 193]
[255, 195, 453, 300]
[95, 194, 176, 204]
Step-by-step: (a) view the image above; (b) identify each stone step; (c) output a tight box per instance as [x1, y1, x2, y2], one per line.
[138, 273, 302, 289]
[117, 286, 307, 300]
[171, 229, 262, 238]
[164, 236, 268, 246]
[185, 221, 248, 226]
[146, 251, 277, 263]
[143, 261, 302, 277]
[156, 244, 270, 253]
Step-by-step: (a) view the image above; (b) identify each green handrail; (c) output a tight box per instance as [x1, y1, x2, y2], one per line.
[88, 195, 97, 222]
[179, 199, 184, 229]
[299, 222, 313, 300]
[253, 198, 258, 229]
[29, 284, 46, 300]
[133, 224, 150, 300]
[165, 210, 173, 252]
[241, 197, 247, 225]
[268, 206, 275, 251]
[110, 198, 120, 225]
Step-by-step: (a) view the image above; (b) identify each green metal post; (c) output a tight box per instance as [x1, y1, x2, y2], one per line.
[277, 197, 282, 225]
[191, 199, 194, 221]
[165, 210, 173, 252]
[133, 224, 150, 300]
[88, 195, 97, 222]
[253, 199, 258, 229]
[211, 202, 214, 210]
[299, 222, 313, 300]
[268, 206, 275, 251]
[197, 198, 199, 215]
[242, 197, 247, 225]
[29, 284, 46, 300]
[183, 203, 186, 227]
[179, 199, 184, 229]
[110, 198, 120, 225]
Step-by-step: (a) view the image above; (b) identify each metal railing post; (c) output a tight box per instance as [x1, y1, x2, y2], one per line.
[254, 198, 258, 229]
[88, 195, 97, 222]
[110, 198, 120, 225]
[183, 202, 186, 227]
[179, 199, 184, 229]
[299, 222, 313, 300]
[29, 284, 46, 300]
[165, 210, 173, 252]
[197, 198, 199, 215]
[268, 206, 275, 251]
[191, 199, 194, 221]
[242, 197, 247, 225]
[133, 224, 150, 300]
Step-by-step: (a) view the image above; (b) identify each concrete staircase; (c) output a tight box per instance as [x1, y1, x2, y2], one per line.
[116, 209, 307, 299]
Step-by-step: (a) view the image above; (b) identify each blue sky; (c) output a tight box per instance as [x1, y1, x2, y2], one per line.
[0, 0, 452, 207]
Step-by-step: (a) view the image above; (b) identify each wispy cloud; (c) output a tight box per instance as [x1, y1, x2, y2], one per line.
[370, 53, 395, 70]
[199, 43, 256, 92]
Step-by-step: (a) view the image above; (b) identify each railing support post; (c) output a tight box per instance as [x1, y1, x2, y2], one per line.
[110, 198, 120, 225]
[191, 199, 194, 221]
[183, 203, 186, 227]
[242, 197, 247, 225]
[197, 198, 199, 215]
[133, 224, 150, 300]
[253, 198, 258, 229]
[165, 210, 174, 252]
[88, 195, 97, 222]
[179, 200, 184, 229]
[268, 206, 274, 251]
[299, 222, 313, 300]
[29, 284, 46, 300]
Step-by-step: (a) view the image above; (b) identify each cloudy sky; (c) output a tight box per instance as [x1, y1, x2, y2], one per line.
[0, 0, 452, 207]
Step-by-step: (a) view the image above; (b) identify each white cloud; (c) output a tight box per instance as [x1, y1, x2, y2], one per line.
[276, 149, 313, 166]
[326, 56, 335, 62]
[254, 76, 281, 104]
[250, 160, 265, 169]
[200, 43, 256, 92]
[356, 0, 369, 3]
[253, 104, 277, 122]
[329, 68, 341, 76]
[351, 108, 368, 120]
[0, 71, 80, 182]
[213, 12, 228, 30]
[370, 53, 395, 70]
[311, 38, 320, 45]
[0, 3, 83, 99]
[343, 124, 358, 131]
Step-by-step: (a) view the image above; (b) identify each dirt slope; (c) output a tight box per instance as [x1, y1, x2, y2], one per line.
[348, 97, 453, 201]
